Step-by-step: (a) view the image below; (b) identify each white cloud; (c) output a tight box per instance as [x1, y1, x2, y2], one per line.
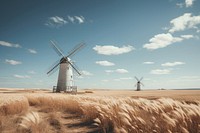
[81, 70, 93, 76]
[176, 0, 195, 8]
[161, 62, 185, 67]
[0, 41, 21, 48]
[169, 13, 200, 33]
[5, 59, 22, 65]
[74, 16, 85, 24]
[114, 77, 133, 81]
[143, 61, 154, 64]
[14, 74, 30, 79]
[28, 49, 37, 54]
[45, 16, 67, 28]
[96, 60, 115, 66]
[116, 69, 128, 73]
[67, 15, 87, 24]
[185, 0, 195, 7]
[68, 15, 75, 23]
[143, 33, 183, 50]
[150, 69, 171, 75]
[105, 69, 128, 74]
[181, 34, 194, 39]
[93, 45, 134, 55]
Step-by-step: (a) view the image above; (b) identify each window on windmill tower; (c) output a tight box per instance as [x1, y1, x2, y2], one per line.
[71, 76, 72, 79]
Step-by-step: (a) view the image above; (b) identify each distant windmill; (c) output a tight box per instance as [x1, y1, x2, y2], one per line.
[47, 40, 85, 93]
[134, 77, 144, 91]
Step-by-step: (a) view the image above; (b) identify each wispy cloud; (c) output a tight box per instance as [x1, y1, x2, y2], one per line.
[45, 16, 67, 28]
[5, 59, 22, 65]
[150, 69, 171, 75]
[93, 45, 134, 55]
[176, 0, 195, 8]
[0, 41, 21, 48]
[161, 62, 185, 67]
[67, 15, 86, 24]
[105, 69, 128, 74]
[81, 70, 93, 76]
[181, 34, 194, 39]
[116, 69, 128, 73]
[14, 74, 30, 79]
[114, 77, 133, 81]
[120, 77, 133, 80]
[28, 49, 37, 54]
[68, 15, 75, 23]
[143, 61, 154, 64]
[176, 3, 184, 8]
[169, 13, 200, 33]
[185, 0, 195, 7]
[106, 69, 128, 74]
[74, 16, 85, 24]
[143, 33, 183, 50]
[46, 15, 87, 28]
[96, 60, 115, 66]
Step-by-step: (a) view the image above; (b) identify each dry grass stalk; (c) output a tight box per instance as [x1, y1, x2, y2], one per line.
[75, 96, 200, 133]
[19, 111, 49, 133]
[25, 94, 82, 114]
[0, 95, 29, 115]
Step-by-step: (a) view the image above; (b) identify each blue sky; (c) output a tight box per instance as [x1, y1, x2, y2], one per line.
[0, 0, 200, 89]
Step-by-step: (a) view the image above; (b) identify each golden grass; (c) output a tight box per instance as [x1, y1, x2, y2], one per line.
[18, 111, 50, 133]
[0, 91, 199, 132]
[25, 94, 199, 133]
[25, 94, 82, 114]
[0, 95, 29, 115]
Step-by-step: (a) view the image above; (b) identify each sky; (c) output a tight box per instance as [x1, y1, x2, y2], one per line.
[0, 0, 200, 90]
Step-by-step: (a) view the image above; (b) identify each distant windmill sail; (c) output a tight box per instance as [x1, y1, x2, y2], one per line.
[135, 77, 144, 91]
[47, 40, 85, 93]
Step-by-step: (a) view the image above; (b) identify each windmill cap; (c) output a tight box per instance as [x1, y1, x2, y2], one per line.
[60, 57, 71, 63]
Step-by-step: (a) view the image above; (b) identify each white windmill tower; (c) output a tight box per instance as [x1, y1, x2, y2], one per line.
[134, 77, 144, 91]
[47, 40, 85, 93]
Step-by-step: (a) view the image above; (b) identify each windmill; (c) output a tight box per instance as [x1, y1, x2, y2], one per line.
[47, 40, 85, 93]
[134, 77, 144, 91]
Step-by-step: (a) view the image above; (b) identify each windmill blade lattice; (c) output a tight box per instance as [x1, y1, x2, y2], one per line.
[50, 40, 65, 57]
[67, 42, 85, 58]
[135, 76, 140, 81]
[68, 61, 81, 75]
[47, 59, 61, 75]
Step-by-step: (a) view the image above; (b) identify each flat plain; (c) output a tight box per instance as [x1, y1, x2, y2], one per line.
[0, 88, 200, 133]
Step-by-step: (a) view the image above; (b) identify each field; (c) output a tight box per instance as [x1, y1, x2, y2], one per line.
[0, 88, 200, 133]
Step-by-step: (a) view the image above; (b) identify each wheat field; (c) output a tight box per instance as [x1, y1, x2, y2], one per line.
[0, 89, 200, 133]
